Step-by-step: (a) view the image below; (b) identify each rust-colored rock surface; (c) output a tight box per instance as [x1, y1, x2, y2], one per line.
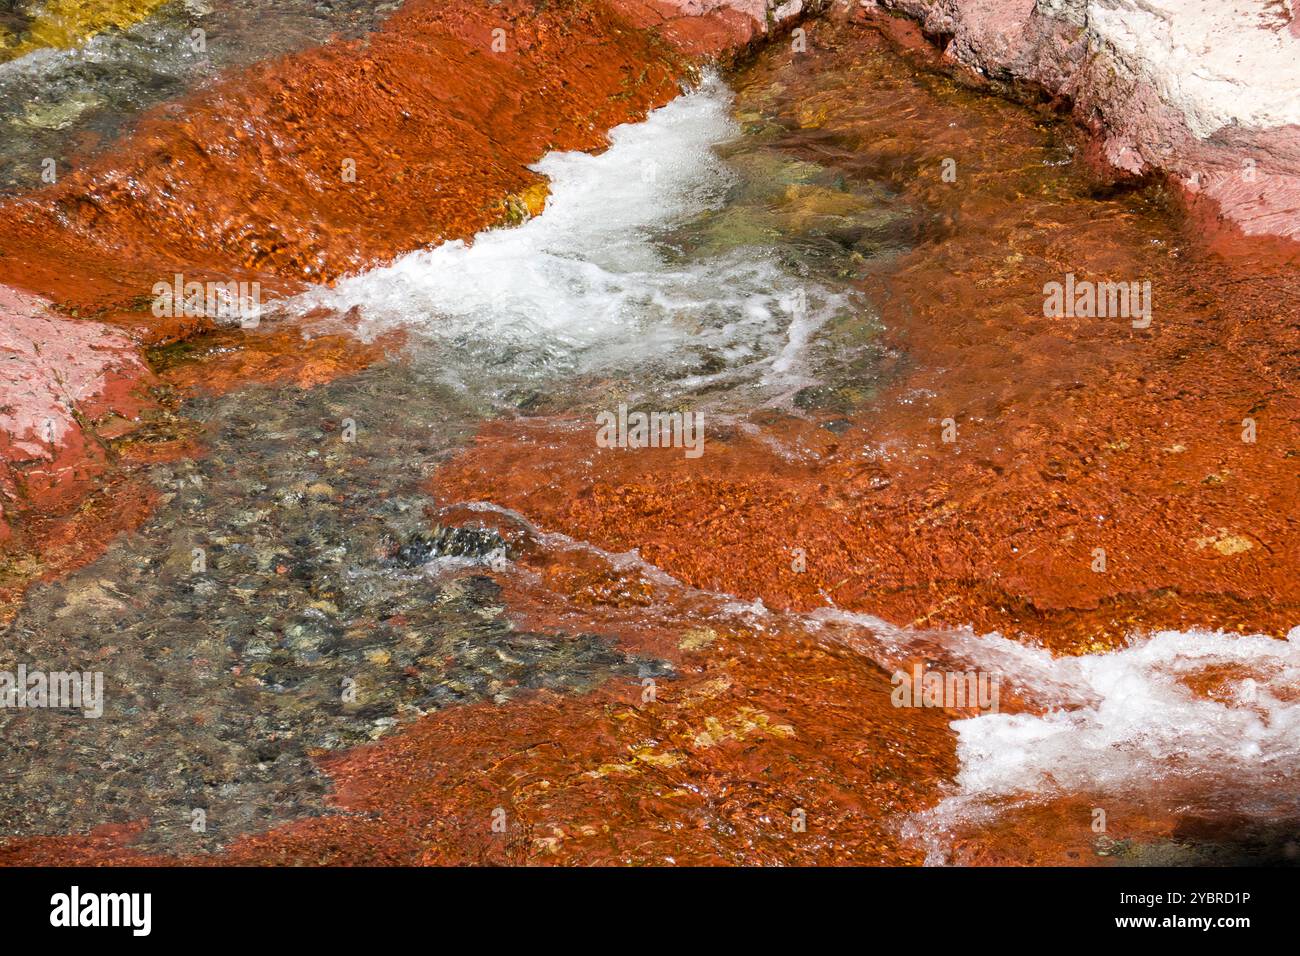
[0, 0, 796, 316]
[875, 0, 1300, 244]
[1, 3, 1295, 869]
[430, 12, 1300, 655]
[0, 0, 789, 616]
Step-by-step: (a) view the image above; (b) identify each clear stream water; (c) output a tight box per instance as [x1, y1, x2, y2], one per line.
[305, 76, 1300, 854]
[2, 32, 1297, 862]
[298, 74, 879, 416]
[0, 0, 397, 194]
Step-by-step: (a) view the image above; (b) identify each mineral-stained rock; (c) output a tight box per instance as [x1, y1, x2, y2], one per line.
[0, 284, 151, 536]
[877, 0, 1300, 241]
[0, 0, 804, 572]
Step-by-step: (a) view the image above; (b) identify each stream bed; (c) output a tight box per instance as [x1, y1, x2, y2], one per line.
[3, 12, 1297, 865]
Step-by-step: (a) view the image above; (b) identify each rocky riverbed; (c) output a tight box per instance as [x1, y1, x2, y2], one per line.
[1, 0, 1297, 866]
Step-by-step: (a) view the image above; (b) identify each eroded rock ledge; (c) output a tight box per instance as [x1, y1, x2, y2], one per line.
[876, 0, 1300, 240]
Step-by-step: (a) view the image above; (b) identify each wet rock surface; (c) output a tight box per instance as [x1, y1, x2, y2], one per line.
[0, 284, 153, 545]
[437, 13, 1300, 653]
[0, 0, 699, 314]
[875, 0, 1300, 241]
[1, 357, 666, 852]
[0, 0, 400, 194]
[0, 0, 754, 622]
[1, 2, 1297, 868]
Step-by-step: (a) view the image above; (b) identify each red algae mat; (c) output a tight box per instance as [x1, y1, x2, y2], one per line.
[2, 5, 1299, 869]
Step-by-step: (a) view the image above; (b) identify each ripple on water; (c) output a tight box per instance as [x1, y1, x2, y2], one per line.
[0, 361, 670, 852]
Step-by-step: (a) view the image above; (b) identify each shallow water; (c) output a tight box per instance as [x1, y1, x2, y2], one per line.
[2, 65, 894, 852]
[0, 0, 396, 193]
[0, 362, 668, 851]
[3, 11, 1297, 864]
[297, 75, 882, 415]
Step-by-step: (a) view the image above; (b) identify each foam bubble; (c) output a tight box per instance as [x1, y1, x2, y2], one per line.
[949, 627, 1300, 801]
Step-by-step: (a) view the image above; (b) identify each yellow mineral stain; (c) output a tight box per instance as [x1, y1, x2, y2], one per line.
[1193, 531, 1255, 557]
[2, 0, 172, 63]
[678, 626, 718, 651]
[498, 180, 550, 225]
[691, 707, 795, 749]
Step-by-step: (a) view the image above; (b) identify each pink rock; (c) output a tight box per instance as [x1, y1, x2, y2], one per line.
[647, 0, 798, 25]
[0, 285, 150, 537]
[878, 0, 1300, 241]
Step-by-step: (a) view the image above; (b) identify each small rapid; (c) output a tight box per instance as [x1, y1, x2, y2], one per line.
[4, 8, 1294, 865]
[425, 496, 1300, 857]
[811, 610, 1300, 853]
[297, 67, 1300, 859]
[294, 76, 865, 410]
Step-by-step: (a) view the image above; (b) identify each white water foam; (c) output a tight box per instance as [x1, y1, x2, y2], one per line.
[809, 609, 1300, 857]
[293, 75, 851, 404]
[811, 609, 1300, 810]
[430, 500, 1300, 839]
[941, 628, 1300, 802]
[304, 68, 1300, 849]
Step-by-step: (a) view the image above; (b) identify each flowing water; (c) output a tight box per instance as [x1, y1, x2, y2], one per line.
[297, 74, 880, 415]
[0, 0, 396, 193]
[3, 12, 1298, 864]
